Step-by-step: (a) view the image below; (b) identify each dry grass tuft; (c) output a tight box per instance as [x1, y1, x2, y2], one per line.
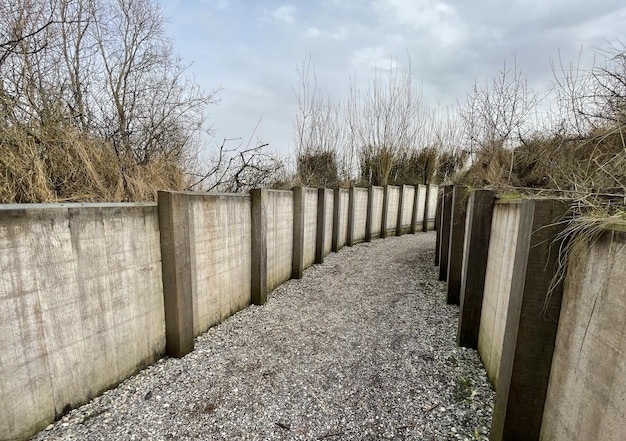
[544, 207, 626, 314]
[0, 123, 186, 204]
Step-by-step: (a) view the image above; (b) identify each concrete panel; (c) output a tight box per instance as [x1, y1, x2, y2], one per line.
[187, 194, 251, 336]
[541, 229, 626, 441]
[351, 187, 368, 244]
[332, 188, 349, 251]
[384, 185, 400, 236]
[399, 185, 415, 234]
[477, 201, 523, 386]
[266, 190, 294, 291]
[0, 204, 165, 441]
[303, 188, 318, 269]
[368, 186, 384, 240]
[447, 186, 469, 305]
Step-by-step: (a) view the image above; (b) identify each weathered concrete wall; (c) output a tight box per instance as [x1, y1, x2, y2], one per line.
[303, 188, 318, 269]
[370, 186, 384, 239]
[188, 194, 251, 336]
[400, 185, 415, 233]
[0, 204, 165, 441]
[478, 201, 522, 386]
[351, 187, 368, 243]
[266, 190, 294, 291]
[385, 186, 400, 235]
[541, 228, 626, 441]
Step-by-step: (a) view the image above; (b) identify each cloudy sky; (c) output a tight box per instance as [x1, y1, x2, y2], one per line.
[158, 0, 626, 157]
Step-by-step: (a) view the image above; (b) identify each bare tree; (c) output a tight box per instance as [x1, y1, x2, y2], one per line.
[0, 0, 224, 202]
[348, 61, 426, 185]
[458, 57, 541, 183]
[459, 58, 540, 152]
[293, 57, 344, 187]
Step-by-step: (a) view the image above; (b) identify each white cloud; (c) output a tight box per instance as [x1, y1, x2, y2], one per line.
[270, 5, 296, 24]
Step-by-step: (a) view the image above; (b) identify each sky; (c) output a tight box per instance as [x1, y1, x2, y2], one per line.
[158, 0, 626, 158]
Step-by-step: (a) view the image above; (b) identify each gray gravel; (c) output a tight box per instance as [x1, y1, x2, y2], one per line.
[32, 232, 494, 441]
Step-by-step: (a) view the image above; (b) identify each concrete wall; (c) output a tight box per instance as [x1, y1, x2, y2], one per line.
[400, 185, 415, 232]
[351, 187, 368, 243]
[385, 186, 400, 234]
[370, 186, 384, 239]
[188, 194, 251, 336]
[303, 188, 318, 269]
[1, 183, 439, 441]
[266, 190, 294, 291]
[541, 229, 626, 441]
[478, 201, 522, 385]
[0, 204, 165, 441]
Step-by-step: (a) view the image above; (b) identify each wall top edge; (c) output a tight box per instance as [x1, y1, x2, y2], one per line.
[158, 190, 251, 198]
[0, 202, 157, 210]
[494, 196, 572, 205]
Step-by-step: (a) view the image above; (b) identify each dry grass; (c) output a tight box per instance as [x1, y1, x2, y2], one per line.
[459, 123, 626, 211]
[0, 123, 186, 204]
[544, 208, 626, 314]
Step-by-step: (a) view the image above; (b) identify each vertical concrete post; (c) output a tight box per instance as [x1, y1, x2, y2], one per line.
[434, 186, 443, 264]
[315, 188, 327, 264]
[410, 183, 420, 234]
[447, 185, 469, 305]
[347, 186, 356, 246]
[332, 188, 342, 252]
[396, 184, 405, 237]
[292, 186, 306, 279]
[158, 190, 194, 358]
[422, 184, 431, 232]
[491, 199, 571, 441]
[381, 185, 389, 239]
[457, 190, 496, 348]
[365, 185, 374, 242]
[438, 185, 454, 281]
[250, 188, 268, 305]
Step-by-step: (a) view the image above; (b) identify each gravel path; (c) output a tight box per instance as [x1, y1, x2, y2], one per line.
[32, 232, 494, 441]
